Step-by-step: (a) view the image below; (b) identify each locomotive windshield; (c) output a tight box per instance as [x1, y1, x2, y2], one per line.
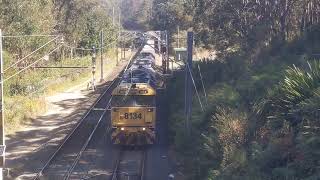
[134, 60, 151, 65]
[112, 95, 155, 107]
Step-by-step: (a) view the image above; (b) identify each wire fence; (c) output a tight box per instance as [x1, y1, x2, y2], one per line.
[2, 34, 60, 38]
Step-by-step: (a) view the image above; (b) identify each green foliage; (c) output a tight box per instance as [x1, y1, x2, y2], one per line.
[167, 46, 320, 180]
[1, 0, 116, 55]
[256, 61, 320, 125]
[0, 0, 119, 132]
[150, 0, 189, 31]
[145, 0, 320, 63]
[0, 0, 56, 57]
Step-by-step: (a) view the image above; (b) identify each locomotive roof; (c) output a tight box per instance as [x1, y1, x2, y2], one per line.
[112, 83, 156, 96]
[122, 66, 158, 87]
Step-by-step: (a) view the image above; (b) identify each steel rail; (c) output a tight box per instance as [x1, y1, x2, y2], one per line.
[111, 150, 122, 180]
[63, 109, 108, 180]
[140, 151, 147, 180]
[33, 77, 119, 180]
[111, 150, 147, 180]
[63, 92, 115, 179]
[33, 44, 144, 180]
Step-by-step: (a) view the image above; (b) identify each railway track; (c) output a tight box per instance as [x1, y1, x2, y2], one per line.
[34, 44, 141, 180]
[33, 45, 144, 180]
[111, 149, 147, 180]
[33, 77, 120, 180]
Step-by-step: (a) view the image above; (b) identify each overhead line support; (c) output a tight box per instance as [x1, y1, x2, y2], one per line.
[0, 29, 5, 180]
[185, 32, 194, 135]
[100, 30, 104, 82]
[90, 46, 97, 91]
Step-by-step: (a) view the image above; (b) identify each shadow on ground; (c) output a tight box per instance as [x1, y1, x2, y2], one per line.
[5, 81, 113, 179]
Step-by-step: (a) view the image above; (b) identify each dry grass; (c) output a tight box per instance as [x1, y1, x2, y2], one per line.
[4, 48, 121, 134]
[5, 96, 47, 134]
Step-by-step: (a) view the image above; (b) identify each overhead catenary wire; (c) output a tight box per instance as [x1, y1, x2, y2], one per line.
[185, 60, 205, 112]
[62, 45, 94, 51]
[4, 36, 60, 72]
[3, 31, 136, 96]
[195, 48, 209, 106]
[62, 32, 132, 52]
[28, 66, 85, 96]
[3, 45, 62, 82]
[197, 64, 208, 106]
[5, 37, 131, 110]
[2, 34, 60, 38]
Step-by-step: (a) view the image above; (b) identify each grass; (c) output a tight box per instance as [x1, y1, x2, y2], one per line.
[46, 48, 122, 94]
[5, 96, 47, 134]
[4, 48, 123, 134]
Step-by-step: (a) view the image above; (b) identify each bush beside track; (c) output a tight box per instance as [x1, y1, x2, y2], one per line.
[167, 32, 320, 180]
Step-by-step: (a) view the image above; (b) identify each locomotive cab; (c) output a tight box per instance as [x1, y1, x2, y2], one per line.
[110, 83, 156, 145]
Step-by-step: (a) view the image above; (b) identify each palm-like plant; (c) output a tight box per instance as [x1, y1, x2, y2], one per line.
[255, 61, 320, 127]
[253, 60, 320, 180]
[281, 62, 320, 107]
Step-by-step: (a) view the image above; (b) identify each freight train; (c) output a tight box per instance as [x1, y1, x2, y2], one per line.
[110, 33, 162, 145]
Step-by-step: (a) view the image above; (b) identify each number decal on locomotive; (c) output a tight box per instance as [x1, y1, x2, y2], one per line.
[124, 113, 142, 120]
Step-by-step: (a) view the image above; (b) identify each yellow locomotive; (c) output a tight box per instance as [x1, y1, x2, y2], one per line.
[110, 34, 162, 145]
[111, 82, 157, 145]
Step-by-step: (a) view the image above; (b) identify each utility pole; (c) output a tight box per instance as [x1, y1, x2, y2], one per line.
[62, 46, 65, 61]
[70, 48, 73, 60]
[88, 46, 96, 91]
[185, 32, 193, 135]
[59, 37, 65, 66]
[100, 30, 104, 82]
[177, 26, 180, 48]
[71, 40, 75, 60]
[0, 29, 5, 180]
[161, 31, 167, 74]
[112, 6, 117, 66]
[166, 30, 170, 73]
[157, 33, 161, 54]
[122, 35, 126, 60]
[117, 9, 121, 66]
[112, 6, 115, 26]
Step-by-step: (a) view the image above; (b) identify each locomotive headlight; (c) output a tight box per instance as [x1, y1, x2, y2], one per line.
[120, 127, 125, 131]
[148, 108, 153, 112]
[142, 127, 146, 131]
